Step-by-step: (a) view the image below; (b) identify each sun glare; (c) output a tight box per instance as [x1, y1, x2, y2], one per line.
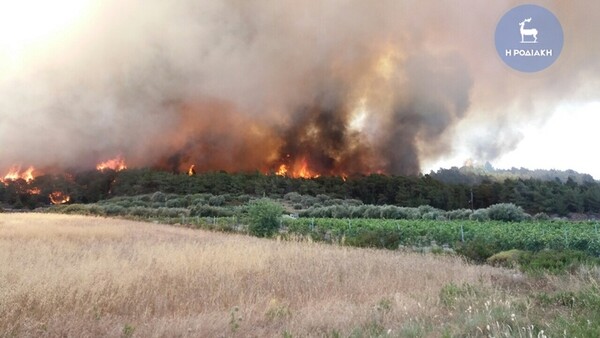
[0, 0, 92, 60]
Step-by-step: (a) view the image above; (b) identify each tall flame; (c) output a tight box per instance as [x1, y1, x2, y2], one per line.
[294, 158, 319, 179]
[1, 166, 37, 184]
[276, 164, 288, 176]
[96, 156, 127, 172]
[188, 164, 196, 176]
[275, 157, 319, 179]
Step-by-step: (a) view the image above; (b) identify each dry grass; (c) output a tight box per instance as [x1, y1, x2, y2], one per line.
[0, 213, 513, 337]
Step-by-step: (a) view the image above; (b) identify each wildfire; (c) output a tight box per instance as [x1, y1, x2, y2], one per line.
[276, 164, 288, 176]
[27, 188, 41, 195]
[49, 191, 70, 205]
[96, 156, 127, 172]
[188, 164, 196, 176]
[275, 157, 320, 179]
[1, 166, 37, 184]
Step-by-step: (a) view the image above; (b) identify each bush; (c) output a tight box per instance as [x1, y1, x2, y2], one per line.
[156, 207, 190, 218]
[534, 212, 551, 221]
[300, 195, 318, 208]
[487, 249, 526, 268]
[380, 205, 400, 219]
[208, 195, 226, 206]
[102, 204, 126, 216]
[363, 205, 382, 219]
[486, 203, 527, 222]
[128, 207, 157, 218]
[456, 238, 500, 263]
[165, 198, 185, 208]
[150, 191, 166, 203]
[248, 199, 284, 237]
[469, 209, 490, 222]
[190, 204, 232, 217]
[316, 194, 330, 203]
[350, 205, 368, 218]
[422, 210, 444, 220]
[518, 250, 599, 274]
[446, 209, 472, 220]
[284, 192, 302, 203]
[398, 207, 421, 220]
[331, 205, 350, 218]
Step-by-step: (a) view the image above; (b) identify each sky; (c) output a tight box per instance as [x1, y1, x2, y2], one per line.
[424, 101, 600, 178]
[1, 1, 599, 178]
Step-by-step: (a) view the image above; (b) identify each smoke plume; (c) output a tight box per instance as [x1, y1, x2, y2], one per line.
[1, 0, 599, 175]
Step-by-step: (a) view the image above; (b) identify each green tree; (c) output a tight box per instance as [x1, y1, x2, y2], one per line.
[248, 199, 284, 237]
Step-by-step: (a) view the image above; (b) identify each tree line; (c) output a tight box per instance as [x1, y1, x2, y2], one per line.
[1, 168, 599, 216]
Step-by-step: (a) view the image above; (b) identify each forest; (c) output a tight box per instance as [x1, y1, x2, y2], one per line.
[1, 167, 599, 216]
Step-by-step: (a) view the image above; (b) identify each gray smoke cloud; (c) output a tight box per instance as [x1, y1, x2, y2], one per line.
[1, 0, 599, 175]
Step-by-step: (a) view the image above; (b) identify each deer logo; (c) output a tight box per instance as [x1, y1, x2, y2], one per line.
[519, 18, 538, 43]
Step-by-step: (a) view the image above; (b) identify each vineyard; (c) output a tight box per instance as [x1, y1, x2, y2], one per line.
[283, 218, 600, 256]
[47, 196, 600, 266]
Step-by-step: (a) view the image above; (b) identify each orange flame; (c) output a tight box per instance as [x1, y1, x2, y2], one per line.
[278, 157, 320, 179]
[1, 166, 37, 184]
[49, 191, 70, 205]
[188, 164, 196, 176]
[27, 188, 41, 195]
[275, 164, 288, 176]
[96, 156, 127, 172]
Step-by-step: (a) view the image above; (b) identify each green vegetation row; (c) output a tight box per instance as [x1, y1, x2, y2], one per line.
[46, 193, 600, 265]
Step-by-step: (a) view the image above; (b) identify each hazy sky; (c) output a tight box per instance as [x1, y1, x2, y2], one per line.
[1, 1, 599, 177]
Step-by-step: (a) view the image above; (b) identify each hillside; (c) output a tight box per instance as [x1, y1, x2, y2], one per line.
[431, 163, 596, 185]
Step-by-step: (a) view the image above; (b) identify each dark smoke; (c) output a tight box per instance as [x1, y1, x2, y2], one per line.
[1, 1, 599, 175]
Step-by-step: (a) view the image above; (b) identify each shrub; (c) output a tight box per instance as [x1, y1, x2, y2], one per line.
[248, 199, 284, 237]
[128, 207, 157, 218]
[518, 250, 599, 274]
[456, 238, 500, 263]
[417, 205, 437, 216]
[102, 204, 126, 216]
[61, 204, 89, 215]
[487, 249, 526, 268]
[446, 209, 472, 220]
[331, 205, 350, 218]
[345, 199, 363, 206]
[422, 210, 444, 220]
[363, 205, 382, 219]
[165, 198, 185, 208]
[486, 203, 527, 222]
[398, 207, 421, 220]
[324, 198, 345, 206]
[350, 205, 368, 218]
[316, 194, 330, 203]
[190, 205, 231, 217]
[469, 208, 490, 222]
[534, 212, 551, 221]
[300, 195, 318, 208]
[208, 195, 226, 206]
[284, 192, 302, 203]
[380, 205, 400, 219]
[150, 191, 166, 203]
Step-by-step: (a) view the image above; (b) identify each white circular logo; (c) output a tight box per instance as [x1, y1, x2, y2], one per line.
[495, 4, 563, 72]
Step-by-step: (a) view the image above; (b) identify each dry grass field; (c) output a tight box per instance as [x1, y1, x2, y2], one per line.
[0, 213, 595, 337]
